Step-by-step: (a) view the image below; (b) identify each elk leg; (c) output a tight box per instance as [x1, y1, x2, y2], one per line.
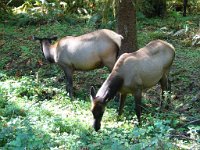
[166, 78, 171, 108]
[134, 88, 142, 125]
[167, 78, 171, 92]
[118, 94, 127, 116]
[61, 66, 73, 99]
[160, 74, 171, 108]
[114, 93, 120, 102]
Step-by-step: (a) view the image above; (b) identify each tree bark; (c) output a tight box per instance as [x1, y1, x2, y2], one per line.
[116, 0, 137, 55]
[183, 0, 187, 16]
[141, 0, 166, 18]
[155, 0, 166, 17]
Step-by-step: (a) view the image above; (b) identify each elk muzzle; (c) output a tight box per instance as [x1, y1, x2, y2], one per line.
[93, 119, 101, 131]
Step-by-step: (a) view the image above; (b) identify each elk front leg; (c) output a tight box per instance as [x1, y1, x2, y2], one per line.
[61, 66, 73, 99]
[118, 94, 127, 116]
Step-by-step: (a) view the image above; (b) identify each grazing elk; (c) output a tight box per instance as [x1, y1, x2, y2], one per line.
[33, 29, 123, 99]
[90, 40, 175, 131]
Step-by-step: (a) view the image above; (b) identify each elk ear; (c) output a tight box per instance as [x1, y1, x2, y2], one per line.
[32, 36, 40, 41]
[90, 86, 96, 100]
[50, 35, 58, 41]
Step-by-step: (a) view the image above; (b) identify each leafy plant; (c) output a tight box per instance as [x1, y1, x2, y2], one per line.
[0, 10, 200, 150]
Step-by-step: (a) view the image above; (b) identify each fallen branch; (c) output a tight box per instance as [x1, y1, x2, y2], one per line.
[169, 134, 197, 142]
[183, 119, 200, 127]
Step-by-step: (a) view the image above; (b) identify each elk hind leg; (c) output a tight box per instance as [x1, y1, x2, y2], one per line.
[160, 74, 171, 109]
[134, 88, 142, 125]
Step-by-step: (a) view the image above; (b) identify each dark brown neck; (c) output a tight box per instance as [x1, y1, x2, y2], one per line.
[41, 41, 55, 63]
[97, 74, 123, 102]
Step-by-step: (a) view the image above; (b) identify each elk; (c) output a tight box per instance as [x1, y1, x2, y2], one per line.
[33, 29, 123, 99]
[90, 40, 175, 131]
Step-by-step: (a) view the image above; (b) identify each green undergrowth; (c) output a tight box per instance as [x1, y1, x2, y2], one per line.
[0, 15, 200, 149]
[0, 76, 181, 149]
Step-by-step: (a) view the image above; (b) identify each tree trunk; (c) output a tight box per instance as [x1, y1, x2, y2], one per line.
[183, 0, 187, 16]
[154, 0, 166, 17]
[116, 0, 137, 55]
[141, 0, 166, 18]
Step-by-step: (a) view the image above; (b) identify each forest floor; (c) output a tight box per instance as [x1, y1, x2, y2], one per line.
[0, 14, 200, 149]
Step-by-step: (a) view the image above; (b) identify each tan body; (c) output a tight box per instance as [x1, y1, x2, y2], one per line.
[54, 29, 123, 70]
[112, 40, 174, 93]
[33, 29, 123, 98]
[90, 40, 175, 131]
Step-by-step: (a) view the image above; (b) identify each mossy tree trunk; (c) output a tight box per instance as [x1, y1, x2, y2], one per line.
[116, 0, 137, 55]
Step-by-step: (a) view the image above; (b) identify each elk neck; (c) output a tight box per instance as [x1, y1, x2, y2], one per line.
[96, 74, 124, 102]
[41, 41, 56, 63]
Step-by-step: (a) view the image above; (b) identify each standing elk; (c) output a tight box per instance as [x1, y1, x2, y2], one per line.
[90, 40, 175, 131]
[33, 29, 123, 99]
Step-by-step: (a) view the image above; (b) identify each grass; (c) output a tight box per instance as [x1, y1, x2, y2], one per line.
[0, 14, 200, 149]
